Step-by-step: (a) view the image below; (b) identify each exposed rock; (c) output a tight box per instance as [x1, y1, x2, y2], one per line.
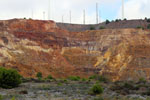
[0, 19, 150, 81]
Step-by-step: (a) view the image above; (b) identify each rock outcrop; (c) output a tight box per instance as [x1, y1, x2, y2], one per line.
[0, 19, 150, 81]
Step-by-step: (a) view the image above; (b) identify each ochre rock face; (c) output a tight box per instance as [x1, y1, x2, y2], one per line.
[0, 19, 150, 81]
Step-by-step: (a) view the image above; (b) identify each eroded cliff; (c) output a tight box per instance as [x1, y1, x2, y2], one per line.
[0, 19, 150, 81]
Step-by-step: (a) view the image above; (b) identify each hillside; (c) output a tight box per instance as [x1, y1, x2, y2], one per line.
[57, 19, 149, 32]
[0, 19, 150, 81]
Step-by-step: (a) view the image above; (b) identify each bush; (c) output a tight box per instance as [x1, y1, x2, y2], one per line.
[105, 20, 110, 24]
[137, 26, 144, 29]
[115, 19, 121, 22]
[99, 26, 105, 29]
[89, 83, 103, 95]
[139, 77, 146, 84]
[81, 78, 87, 82]
[0, 67, 22, 89]
[36, 72, 42, 80]
[90, 26, 95, 30]
[89, 75, 108, 82]
[89, 75, 97, 80]
[123, 82, 134, 89]
[68, 76, 80, 81]
[147, 24, 150, 29]
[47, 75, 53, 80]
[0, 95, 3, 100]
[147, 18, 150, 23]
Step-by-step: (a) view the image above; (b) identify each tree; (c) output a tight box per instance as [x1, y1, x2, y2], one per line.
[0, 67, 22, 89]
[99, 26, 105, 29]
[105, 20, 110, 24]
[147, 18, 150, 23]
[147, 24, 150, 29]
[36, 72, 42, 80]
[90, 26, 95, 30]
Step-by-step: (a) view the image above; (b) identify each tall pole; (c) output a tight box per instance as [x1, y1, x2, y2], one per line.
[70, 11, 71, 24]
[48, 0, 50, 20]
[122, 0, 124, 20]
[99, 10, 101, 23]
[32, 10, 33, 19]
[83, 9, 85, 24]
[62, 15, 64, 23]
[96, 3, 98, 24]
[43, 11, 45, 20]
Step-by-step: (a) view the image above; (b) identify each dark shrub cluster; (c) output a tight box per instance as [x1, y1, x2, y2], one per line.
[36, 72, 42, 80]
[99, 26, 105, 29]
[89, 74, 108, 83]
[0, 67, 22, 89]
[106, 20, 110, 24]
[90, 26, 95, 30]
[146, 18, 150, 23]
[89, 83, 103, 95]
[68, 76, 80, 81]
[137, 26, 144, 29]
[147, 24, 150, 29]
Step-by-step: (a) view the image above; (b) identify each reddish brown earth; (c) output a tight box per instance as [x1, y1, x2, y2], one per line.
[0, 18, 150, 81]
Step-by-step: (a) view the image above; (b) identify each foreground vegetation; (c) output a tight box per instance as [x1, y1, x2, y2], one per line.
[1, 68, 150, 100]
[0, 67, 22, 89]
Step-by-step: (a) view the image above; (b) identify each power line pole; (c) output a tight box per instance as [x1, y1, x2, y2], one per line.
[99, 10, 101, 23]
[83, 9, 85, 24]
[48, 0, 50, 20]
[122, 0, 124, 20]
[32, 10, 33, 19]
[43, 11, 45, 20]
[96, 3, 98, 24]
[62, 15, 64, 23]
[70, 11, 71, 24]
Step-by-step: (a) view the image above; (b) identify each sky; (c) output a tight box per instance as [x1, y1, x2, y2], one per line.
[0, 0, 149, 24]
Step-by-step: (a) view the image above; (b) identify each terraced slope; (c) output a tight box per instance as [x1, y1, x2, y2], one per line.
[0, 19, 150, 81]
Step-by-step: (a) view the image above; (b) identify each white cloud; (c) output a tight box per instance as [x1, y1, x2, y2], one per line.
[0, 0, 119, 24]
[117, 0, 150, 19]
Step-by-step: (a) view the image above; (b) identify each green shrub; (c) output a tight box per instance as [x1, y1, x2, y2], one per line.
[89, 75, 96, 80]
[90, 26, 95, 30]
[97, 76, 107, 82]
[68, 76, 80, 81]
[11, 96, 15, 100]
[89, 83, 103, 95]
[81, 78, 87, 82]
[124, 18, 127, 20]
[0, 67, 22, 89]
[63, 79, 68, 83]
[36, 72, 42, 80]
[122, 82, 135, 90]
[147, 24, 150, 29]
[139, 77, 146, 84]
[105, 20, 110, 24]
[115, 19, 119, 22]
[137, 26, 143, 29]
[0, 95, 3, 100]
[115, 19, 121, 22]
[99, 26, 105, 29]
[147, 18, 150, 22]
[47, 75, 53, 80]
[89, 75, 107, 82]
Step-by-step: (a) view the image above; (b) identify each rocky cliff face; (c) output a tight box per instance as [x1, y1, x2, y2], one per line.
[0, 19, 150, 81]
